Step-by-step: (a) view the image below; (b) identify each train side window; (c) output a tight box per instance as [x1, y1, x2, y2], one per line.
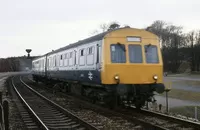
[47, 59, 49, 67]
[54, 56, 56, 66]
[128, 45, 142, 63]
[80, 49, 84, 56]
[65, 53, 67, 59]
[57, 55, 60, 66]
[110, 44, 126, 63]
[49, 57, 51, 67]
[42, 60, 44, 69]
[86, 46, 94, 65]
[50, 57, 52, 67]
[64, 53, 68, 66]
[79, 49, 85, 65]
[74, 50, 77, 65]
[53, 56, 55, 66]
[69, 52, 73, 66]
[60, 54, 63, 67]
[87, 47, 94, 55]
[70, 52, 73, 58]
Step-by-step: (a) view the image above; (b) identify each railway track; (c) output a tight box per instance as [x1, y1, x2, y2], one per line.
[23, 75, 200, 130]
[22, 76, 147, 129]
[11, 76, 99, 130]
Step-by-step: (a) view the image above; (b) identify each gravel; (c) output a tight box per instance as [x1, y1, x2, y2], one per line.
[5, 77, 25, 130]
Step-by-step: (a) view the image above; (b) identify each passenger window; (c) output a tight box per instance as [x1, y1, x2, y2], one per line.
[80, 49, 84, 56]
[128, 45, 142, 63]
[70, 52, 73, 58]
[47, 59, 50, 67]
[145, 45, 159, 63]
[79, 49, 85, 66]
[54, 56, 56, 66]
[86, 46, 94, 65]
[65, 53, 67, 59]
[110, 44, 126, 63]
[87, 47, 94, 55]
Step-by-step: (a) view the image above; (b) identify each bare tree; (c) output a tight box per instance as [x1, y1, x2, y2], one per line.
[146, 20, 185, 72]
[91, 21, 124, 35]
[187, 31, 195, 71]
[100, 23, 108, 32]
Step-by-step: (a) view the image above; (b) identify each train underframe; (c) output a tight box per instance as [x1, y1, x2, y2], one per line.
[33, 75, 164, 109]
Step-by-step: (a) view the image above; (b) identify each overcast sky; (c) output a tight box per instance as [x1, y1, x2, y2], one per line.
[0, 0, 200, 58]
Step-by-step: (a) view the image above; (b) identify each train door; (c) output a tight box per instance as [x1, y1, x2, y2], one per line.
[96, 40, 102, 71]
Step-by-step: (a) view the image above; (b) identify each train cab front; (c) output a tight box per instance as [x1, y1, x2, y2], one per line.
[101, 29, 165, 108]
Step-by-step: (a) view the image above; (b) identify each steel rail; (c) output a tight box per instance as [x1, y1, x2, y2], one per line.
[12, 77, 49, 130]
[20, 76, 99, 130]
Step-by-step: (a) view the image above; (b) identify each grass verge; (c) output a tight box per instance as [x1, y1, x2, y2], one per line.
[159, 89, 200, 102]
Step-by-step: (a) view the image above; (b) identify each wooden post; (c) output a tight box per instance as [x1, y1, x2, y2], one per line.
[195, 106, 198, 120]
[0, 104, 2, 126]
[159, 104, 162, 112]
[0, 92, 2, 105]
[0, 105, 4, 130]
[164, 81, 171, 114]
[3, 100, 9, 130]
[166, 90, 169, 113]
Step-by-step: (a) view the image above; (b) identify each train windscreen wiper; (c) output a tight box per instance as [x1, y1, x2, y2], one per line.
[117, 42, 126, 52]
[145, 43, 151, 53]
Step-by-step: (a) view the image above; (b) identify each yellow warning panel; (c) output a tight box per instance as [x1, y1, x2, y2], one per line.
[164, 82, 172, 91]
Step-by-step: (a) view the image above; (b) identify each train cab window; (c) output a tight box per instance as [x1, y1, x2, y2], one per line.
[145, 45, 159, 63]
[110, 44, 126, 63]
[128, 45, 142, 63]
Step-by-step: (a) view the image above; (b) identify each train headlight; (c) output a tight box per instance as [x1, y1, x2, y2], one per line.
[114, 75, 119, 80]
[114, 75, 120, 84]
[153, 75, 158, 80]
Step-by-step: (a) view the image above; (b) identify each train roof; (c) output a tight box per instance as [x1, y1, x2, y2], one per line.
[33, 27, 148, 61]
[48, 29, 108, 55]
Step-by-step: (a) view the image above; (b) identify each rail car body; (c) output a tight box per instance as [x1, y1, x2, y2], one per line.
[32, 27, 165, 108]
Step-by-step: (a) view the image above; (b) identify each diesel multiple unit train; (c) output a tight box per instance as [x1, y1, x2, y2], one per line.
[32, 27, 165, 108]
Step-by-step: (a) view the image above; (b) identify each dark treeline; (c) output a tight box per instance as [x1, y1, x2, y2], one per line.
[0, 56, 36, 72]
[0, 57, 20, 72]
[146, 20, 200, 73]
